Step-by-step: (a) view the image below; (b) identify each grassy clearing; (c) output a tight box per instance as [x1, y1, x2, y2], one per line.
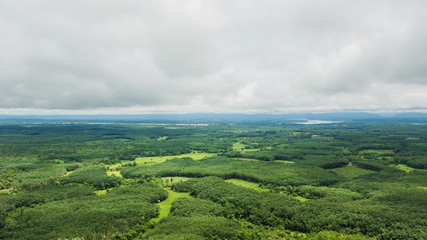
[235, 158, 294, 164]
[232, 142, 246, 151]
[392, 164, 415, 173]
[226, 179, 270, 192]
[406, 137, 420, 140]
[157, 136, 168, 141]
[243, 149, 261, 152]
[416, 186, 427, 190]
[0, 188, 13, 194]
[359, 149, 394, 155]
[226, 179, 308, 202]
[233, 142, 260, 152]
[95, 189, 107, 195]
[293, 196, 309, 202]
[63, 171, 74, 177]
[107, 170, 122, 177]
[134, 152, 217, 165]
[108, 152, 217, 170]
[274, 160, 295, 164]
[331, 166, 374, 179]
[239, 158, 261, 162]
[151, 189, 192, 223]
[161, 177, 193, 185]
[311, 135, 334, 141]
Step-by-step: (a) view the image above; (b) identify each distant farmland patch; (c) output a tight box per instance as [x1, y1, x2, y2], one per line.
[226, 179, 270, 192]
[359, 149, 394, 155]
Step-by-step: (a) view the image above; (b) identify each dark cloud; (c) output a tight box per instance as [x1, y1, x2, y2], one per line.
[0, 0, 426, 113]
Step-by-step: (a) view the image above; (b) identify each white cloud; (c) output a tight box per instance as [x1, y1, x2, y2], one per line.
[0, 0, 426, 114]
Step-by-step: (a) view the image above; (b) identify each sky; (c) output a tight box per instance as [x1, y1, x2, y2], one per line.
[1, 0, 427, 114]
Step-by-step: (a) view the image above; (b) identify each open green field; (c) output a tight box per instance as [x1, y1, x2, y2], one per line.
[232, 142, 246, 151]
[0, 188, 13, 194]
[232, 142, 260, 152]
[392, 164, 415, 173]
[107, 152, 217, 171]
[151, 189, 192, 223]
[359, 149, 394, 154]
[107, 169, 122, 177]
[225, 179, 270, 192]
[134, 152, 217, 165]
[274, 160, 295, 164]
[95, 189, 108, 195]
[225, 178, 311, 201]
[242, 148, 261, 152]
[293, 196, 309, 202]
[238, 158, 294, 163]
[161, 176, 193, 186]
[239, 158, 261, 162]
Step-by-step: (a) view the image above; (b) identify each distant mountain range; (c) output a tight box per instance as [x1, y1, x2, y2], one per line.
[1, 112, 427, 121]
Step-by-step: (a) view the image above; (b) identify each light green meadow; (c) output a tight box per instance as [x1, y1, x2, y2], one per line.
[226, 179, 270, 192]
[392, 164, 415, 173]
[151, 189, 192, 223]
[134, 152, 217, 165]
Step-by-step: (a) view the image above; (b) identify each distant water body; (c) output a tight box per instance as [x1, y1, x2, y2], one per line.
[296, 120, 342, 124]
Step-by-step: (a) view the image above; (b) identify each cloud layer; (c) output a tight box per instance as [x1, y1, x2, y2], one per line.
[1, 0, 426, 114]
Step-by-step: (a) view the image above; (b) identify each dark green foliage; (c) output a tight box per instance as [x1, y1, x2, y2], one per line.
[0, 195, 14, 213]
[0, 159, 48, 172]
[319, 160, 348, 169]
[173, 177, 298, 227]
[310, 230, 374, 240]
[11, 165, 67, 189]
[63, 163, 82, 171]
[170, 197, 226, 217]
[405, 158, 427, 169]
[370, 186, 427, 208]
[352, 160, 387, 171]
[222, 146, 348, 169]
[7, 184, 95, 208]
[353, 168, 407, 183]
[142, 233, 202, 240]
[0, 183, 167, 240]
[173, 177, 427, 239]
[398, 169, 427, 185]
[290, 185, 363, 200]
[107, 182, 168, 203]
[60, 166, 121, 189]
[287, 198, 427, 239]
[143, 216, 243, 240]
[0, 214, 4, 230]
[0, 168, 21, 189]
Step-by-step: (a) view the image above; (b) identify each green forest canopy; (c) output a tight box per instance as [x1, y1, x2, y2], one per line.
[0, 120, 426, 239]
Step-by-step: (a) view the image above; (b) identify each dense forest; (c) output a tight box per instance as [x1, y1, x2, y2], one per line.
[0, 119, 426, 239]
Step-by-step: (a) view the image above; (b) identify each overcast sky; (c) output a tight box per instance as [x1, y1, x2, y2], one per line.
[1, 0, 426, 114]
